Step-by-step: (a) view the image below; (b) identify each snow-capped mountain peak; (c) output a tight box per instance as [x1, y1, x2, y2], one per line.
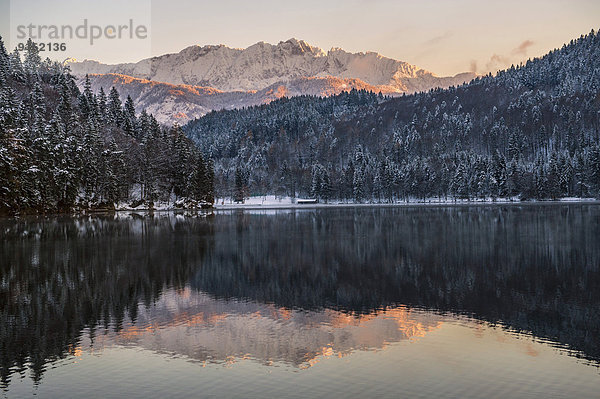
[70, 39, 477, 124]
[68, 39, 474, 93]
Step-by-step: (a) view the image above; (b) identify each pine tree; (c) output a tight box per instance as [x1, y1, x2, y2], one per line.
[99, 139, 125, 205]
[204, 158, 215, 204]
[79, 74, 95, 121]
[0, 36, 9, 83]
[373, 170, 382, 201]
[321, 168, 332, 203]
[189, 153, 207, 202]
[234, 166, 246, 202]
[9, 50, 25, 83]
[491, 151, 507, 198]
[0, 84, 26, 211]
[476, 158, 491, 199]
[451, 158, 469, 200]
[138, 110, 150, 139]
[46, 110, 73, 208]
[353, 168, 365, 202]
[83, 74, 93, 101]
[534, 158, 547, 199]
[28, 81, 46, 137]
[123, 95, 137, 136]
[97, 87, 107, 125]
[558, 154, 572, 197]
[279, 160, 293, 198]
[107, 87, 123, 126]
[343, 161, 355, 201]
[310, 164, 322, 199]
[546, 152, 560, 199]
[574, 152, 587, 198]
[82, 116, 103, 201]
[171, 125, 192, 198]
[23, 38, 41, 75]
[506, 159, 521, 198]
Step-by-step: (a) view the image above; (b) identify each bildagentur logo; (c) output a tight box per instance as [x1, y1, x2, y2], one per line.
[9, 0, 152, 67]
[15, 19, 148, 45]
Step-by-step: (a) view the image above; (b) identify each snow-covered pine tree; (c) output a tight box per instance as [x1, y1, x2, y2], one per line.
[107, 87, 123, 127]
[23, 38, 41, 76]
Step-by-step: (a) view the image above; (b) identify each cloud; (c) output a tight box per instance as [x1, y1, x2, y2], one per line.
[410, 31, 453, 63]
[422, 32, 452, 47]
[512, 40, 534, 55]
[481, 40, 534, 74]
[485, 53, 510, 73]
[490, 54, 509, 64]
[469, 60, 478, 74]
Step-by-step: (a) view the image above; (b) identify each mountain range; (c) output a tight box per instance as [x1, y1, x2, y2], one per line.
[68, 38, 476, 124]
[184, 30, 600, 202]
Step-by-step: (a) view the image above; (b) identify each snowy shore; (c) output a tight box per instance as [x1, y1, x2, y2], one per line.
[209, 195, 600, 211]
[37, 195, 598, 214]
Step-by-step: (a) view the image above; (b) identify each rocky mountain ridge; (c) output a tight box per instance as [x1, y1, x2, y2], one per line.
[71, 38, 476, 123]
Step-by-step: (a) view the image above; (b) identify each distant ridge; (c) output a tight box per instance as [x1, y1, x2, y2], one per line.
[69, 38, 475, 92]
[71, 39, 476, 123]
[83, 73, 404, 124]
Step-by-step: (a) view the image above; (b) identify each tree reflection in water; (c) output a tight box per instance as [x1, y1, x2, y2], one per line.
[1, 205, 599, 387]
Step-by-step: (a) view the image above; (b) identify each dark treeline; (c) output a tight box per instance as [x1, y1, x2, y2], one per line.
[0, 214, 213, 386]
[0, 37, 214, 215]
[185, 30, 600, 201]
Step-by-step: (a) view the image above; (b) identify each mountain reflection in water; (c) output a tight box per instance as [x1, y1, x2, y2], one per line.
[77, 289, 443, 369]
[1, 205, 599, 390]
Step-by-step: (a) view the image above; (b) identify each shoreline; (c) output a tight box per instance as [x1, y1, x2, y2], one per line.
[3, 199, 600, 218]
[211, 198, 600, 211]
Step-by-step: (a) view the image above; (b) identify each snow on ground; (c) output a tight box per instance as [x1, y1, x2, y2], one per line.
[212, 196, 600, 210]
[83, 194, 599, 213]
[214, 195, 295, 206]
[558, 197, 598, 202]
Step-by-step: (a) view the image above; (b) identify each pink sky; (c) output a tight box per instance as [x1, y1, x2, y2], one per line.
[2, 0, 599, 76]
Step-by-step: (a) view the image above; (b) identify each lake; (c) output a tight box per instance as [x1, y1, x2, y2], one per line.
[1, 204, 599, 398]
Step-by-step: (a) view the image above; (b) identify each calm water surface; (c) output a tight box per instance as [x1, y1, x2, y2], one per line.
[1, 205, 600, 398]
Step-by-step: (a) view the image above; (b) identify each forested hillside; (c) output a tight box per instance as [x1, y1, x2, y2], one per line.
[0, 38, 213, 214]
[185, 30, 600, 202]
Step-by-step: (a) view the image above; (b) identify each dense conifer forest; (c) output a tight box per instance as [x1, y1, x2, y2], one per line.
[2, 31, 600, 210]
[185, 30, 600, 202]
[0, 37, 214, 215]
